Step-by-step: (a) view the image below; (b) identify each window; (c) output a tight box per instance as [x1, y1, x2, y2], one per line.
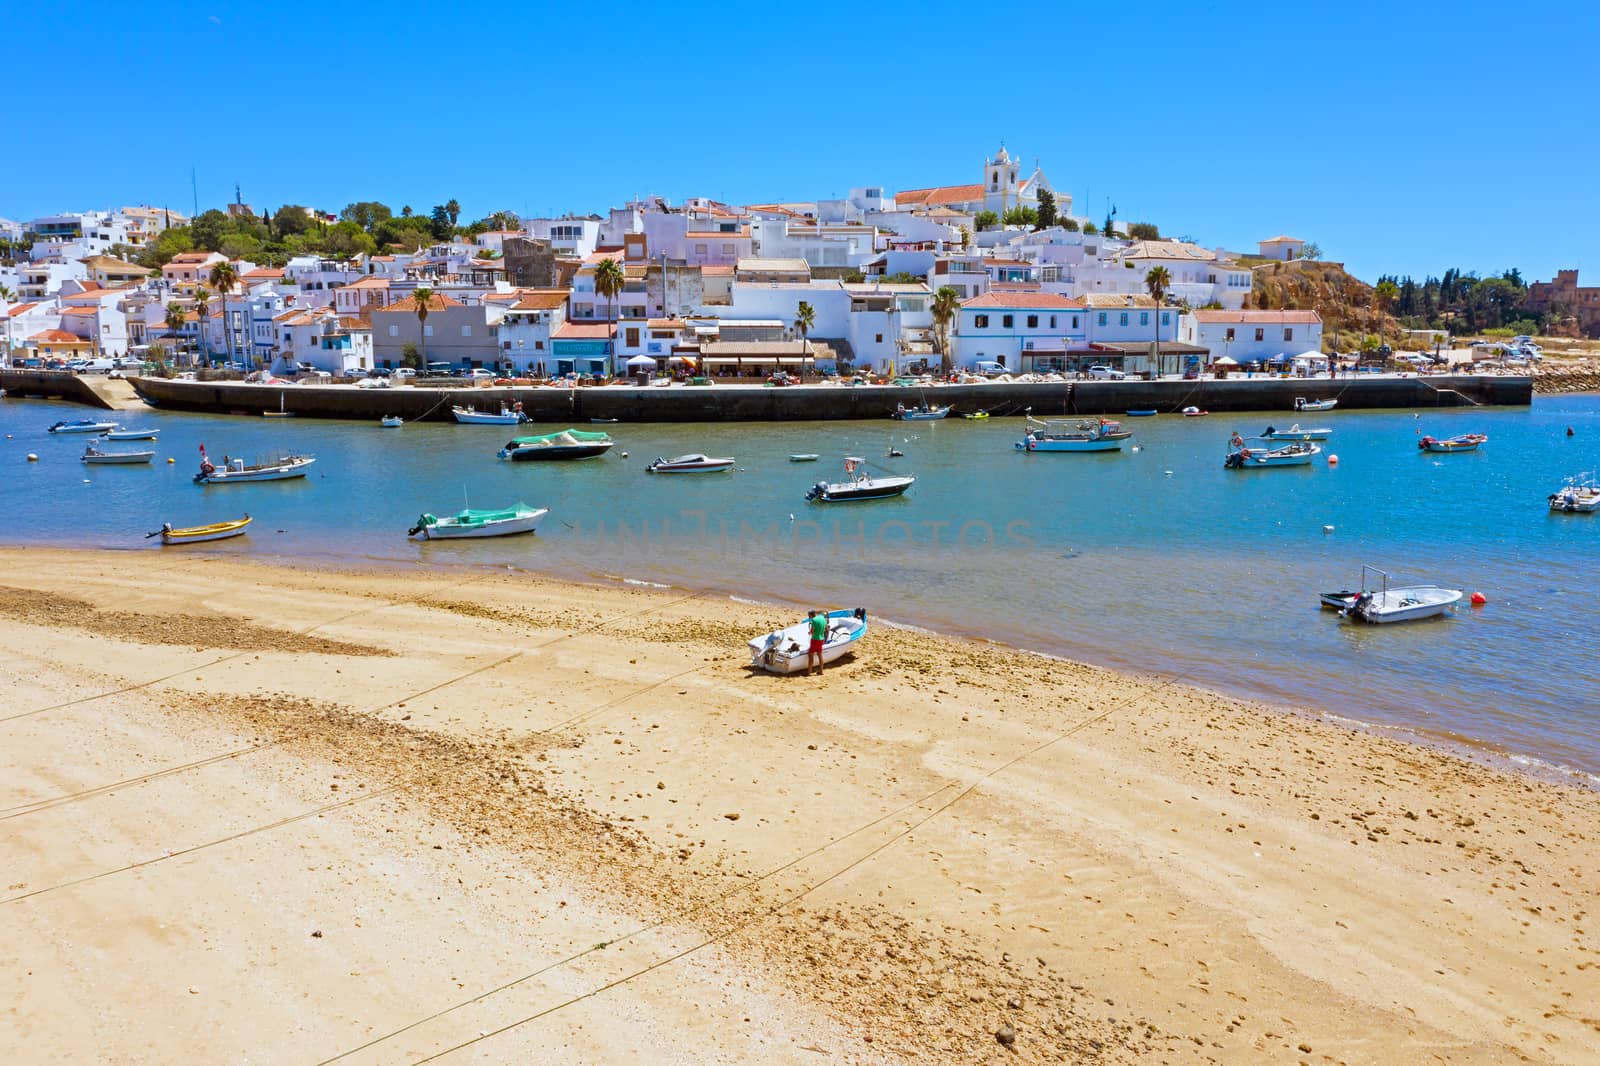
[974, 314, 989, 328]
[626, 327, 639, 347]
[875, 333, 883, 343]
[1119, 312, 1129, 326]
[535, 341, 544, 350]
[1002, 315, 1013, 328]
[1284, 328, 1293, 341]
[1160, 312, 1170, 325]
[1049, 315, 1056, 328]
[424, 325, 434, 337]
[1225, 328, 1235, 341]
[1097, 312, 1107, 326]
[461, 325, 472, 337]
[1254, 328, 1264, 342]
[722, 243, 735, 255]
[1139, 312, 1149, 326]
[695, 243, 708, 254]
[1026, 315, 1038, 328]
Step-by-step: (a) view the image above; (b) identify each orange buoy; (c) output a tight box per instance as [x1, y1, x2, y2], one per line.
[1327, 454, 1339, 466]
[1470, 592, 1487, 607]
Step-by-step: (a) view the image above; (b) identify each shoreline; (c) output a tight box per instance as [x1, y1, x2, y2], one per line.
[4, 548, 1598, 1062]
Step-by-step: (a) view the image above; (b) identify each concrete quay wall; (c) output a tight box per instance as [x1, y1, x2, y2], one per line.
[120, 374, 1532, 423]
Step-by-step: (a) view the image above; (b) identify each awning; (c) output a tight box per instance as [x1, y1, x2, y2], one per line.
[1213, 356, 1239, 365]
[625, 354, 657, 368]
[700, 356, 815, 365]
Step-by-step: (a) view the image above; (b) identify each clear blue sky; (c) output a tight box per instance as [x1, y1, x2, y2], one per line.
[3, 1, 1596, 283]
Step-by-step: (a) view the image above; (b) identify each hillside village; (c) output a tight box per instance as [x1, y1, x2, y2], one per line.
[0, 146, 1585, 380]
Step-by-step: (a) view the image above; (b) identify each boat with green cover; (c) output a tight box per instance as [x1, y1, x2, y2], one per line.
[409, 503, 548, 539]
[497, 429, 615, 461]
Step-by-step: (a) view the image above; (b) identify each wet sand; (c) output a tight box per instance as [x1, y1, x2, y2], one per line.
[1, 549, 1595, 1063]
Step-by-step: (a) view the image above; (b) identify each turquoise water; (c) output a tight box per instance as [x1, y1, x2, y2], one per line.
[4, 394, 1598, 780]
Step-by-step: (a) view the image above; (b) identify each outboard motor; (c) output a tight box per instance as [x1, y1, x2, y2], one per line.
[805, 481, 827, 501]
[853, 607, 867, 621]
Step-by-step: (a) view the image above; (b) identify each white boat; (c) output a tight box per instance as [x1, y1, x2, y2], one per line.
[105, 427, 160, 441]
[452, 402, 527, 425]
[194, 444, 315, 484]
[788, 454, 820, 463]
[149, 514, 252, 545]
[1549, 475, 1600, 513]
[1225, 435, 1320, 468]
[891, 402, 952, 421]
[408, 503, 547, 539]
[646, 454, 735, 473]
[48, 419, 119, 434]
[1418, 433, 1487, 453]
[82, 444, 154, 465]
[380, 415, 404, 428]
[806, 457, 914, 502]
[748, 608, 868, 674]
[1016, 416, 1129, 453]
[1294, 397, 1338, 412]
[1340, 567, 1462, 624]
[1181, 406, 1209, 417]
[498, 429, 614, 461]
[1263, 423, 1332, 441]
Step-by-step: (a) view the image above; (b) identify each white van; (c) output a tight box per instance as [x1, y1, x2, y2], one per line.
[81, 358, 116, 374]
[973, 360, 1008, 377]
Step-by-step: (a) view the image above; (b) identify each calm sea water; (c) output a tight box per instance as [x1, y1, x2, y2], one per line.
[4, 393, 1597, 781]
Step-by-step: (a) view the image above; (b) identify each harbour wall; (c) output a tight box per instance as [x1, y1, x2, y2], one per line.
[0, 370, 119, 410]
[116, 374, 1533, 423]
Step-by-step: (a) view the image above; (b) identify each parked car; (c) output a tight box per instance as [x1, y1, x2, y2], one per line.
[1087, 365, 1126, 380]
[463, 368, 495, 381]
[366, 367, 392, 378]
[393, 367, 416, 380]
[973, 360, 1008, 377]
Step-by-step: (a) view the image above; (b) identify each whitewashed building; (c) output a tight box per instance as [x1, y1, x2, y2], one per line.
[1178, 309, 1323, 364]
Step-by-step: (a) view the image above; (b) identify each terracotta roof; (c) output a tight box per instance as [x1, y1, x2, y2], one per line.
[7, 302, 40, 317]
[79, 255, 152, 274]
[61, 306, 97, 315]
[894, 183, 985, 207]
[1259, 235, 1305, 244]
[648, 318, 689, 329]
[1082, 293, 1158, 308]
[1191, 310, 1321, 324]
[554, 322, 616, 339]
[1118, 240, 1215, 262]
[962, 292, 1085, 310]
[240, 268, 284, 279]
[378, 293, 465, 313]
[700, 265, 735, 276]
[510, 291, 569, 311]
[30, 329, 82, 342]
[340, 276, 389, 290]
[985, 259, 1032, 268]
[167, 251, 221, 265]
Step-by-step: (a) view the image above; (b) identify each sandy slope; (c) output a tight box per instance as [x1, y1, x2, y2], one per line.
[0, 549, 1594, 1064]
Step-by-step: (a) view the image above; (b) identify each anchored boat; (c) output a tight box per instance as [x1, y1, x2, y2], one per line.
[806, 457, 914, 502]
[646, 454, 735, 473]
[1418, 433, 1487, 453]
[48, 419, 119, 434]
[1016, 416, 1130, 453]
[453, 402, 527, 425]
[1225, 434, 1320, 468]
[82, 444, 154, 465]
[409, 503, 548, 539]
[1336, 566, 1462, 624]
[194, 444, 315, 484]
[1263, 424, 1332, 441]
[105, 427, 160, 441]
[150, 514, 252, 545]
[1294, 397, 1338, 412]
[380, 415, 403, 428]
[497, 429, 614, 461]
[1549, 475, 1600, 513]
[891, 401, 951, 421]
[748, 608, 868, 674]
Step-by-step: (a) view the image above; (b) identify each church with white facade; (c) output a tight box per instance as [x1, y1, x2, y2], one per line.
[894, 145, 1067, 219]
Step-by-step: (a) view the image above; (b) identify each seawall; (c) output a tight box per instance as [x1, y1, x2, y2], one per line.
[0, 370, 122, 410]
[118, 374, 1534, 422]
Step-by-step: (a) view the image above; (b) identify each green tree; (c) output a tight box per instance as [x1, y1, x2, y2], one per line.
[1082, 221, 1098, 235]
[340, 201, 393, 232]
[374, 215, 436, 250]
[429, 205, 453, 241]
[138, 226, 194, 268]
[194, 287, 212, 366]
[271, 206, 315, 237]
[792, 300, 816, 371]
[1035, 189, 1057, 230]
[324, 220, 377, 258]
[1300, 241, 1323, 261]
[412, 286, 433, 368]
[1001, 205, 1038, 227]
[593, 258, 625, 370]
[400, 205, 413, 217]
[931, 285, 960, 376]
[973, 210, 1000, 230]
[1145, 266, 1171, 373]
[1128, 222, 1160, 241]
[0, 284, 14, 362]
[445, 199, 461, 227]
[219, 233, 262, 260]
[189, 209, 236, 251]
[400, 342, 421, 370]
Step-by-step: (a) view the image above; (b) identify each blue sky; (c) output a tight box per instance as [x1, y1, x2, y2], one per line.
[3, 1, 1596, 283]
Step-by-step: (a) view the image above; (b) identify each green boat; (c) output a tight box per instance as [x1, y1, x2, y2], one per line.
[497, 429, 615, 461]
[408, 504, 548, 539]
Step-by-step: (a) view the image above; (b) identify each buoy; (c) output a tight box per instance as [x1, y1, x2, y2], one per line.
[1470, 592, 1487, 607]
[1323, 525, 1335, 534]
[27, 453, 38, 462]
[1131, 445, 1141, 453]
[1328, 454, 1339, 466]
[167, 457, 175, 464]
[1163, 470, 1173, 477]
[620, 451, 629, 458]
[1567, 426, 1575, 437]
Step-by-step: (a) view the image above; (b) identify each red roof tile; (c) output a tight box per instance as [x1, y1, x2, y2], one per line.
[962, 291, 1085, 310]
[553, 322, 615, 339]
[894, 183, 985, 207]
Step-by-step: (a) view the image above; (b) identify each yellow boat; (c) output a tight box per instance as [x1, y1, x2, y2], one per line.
[149, 514, 252, 545]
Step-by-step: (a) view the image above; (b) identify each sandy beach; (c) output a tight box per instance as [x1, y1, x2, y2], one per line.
[1, 549, 1595, 1064]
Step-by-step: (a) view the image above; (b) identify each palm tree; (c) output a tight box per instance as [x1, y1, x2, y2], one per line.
[1145, 266, 1171, 377]
[0, 284, 14, 366]
[445, 199, 461, 228]
[412, 286, 433, 370]
[1373, 279, 1399, 339]
[592, 258, 625, 375]
[931, 286, 960, 376]
[793, 300, 816, 376]
[164, 301, 186, 364]
[209, 262, 238, 366]
[194, 287, 211, 367]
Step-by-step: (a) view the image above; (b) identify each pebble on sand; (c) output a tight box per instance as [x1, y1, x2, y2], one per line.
[995, 1023, 1016, 1046]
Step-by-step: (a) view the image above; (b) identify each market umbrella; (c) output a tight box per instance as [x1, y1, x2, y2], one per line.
[625, 354, 657, 369]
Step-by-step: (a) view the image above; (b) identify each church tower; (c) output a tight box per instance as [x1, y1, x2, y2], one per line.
[983, 145, 1019, 216]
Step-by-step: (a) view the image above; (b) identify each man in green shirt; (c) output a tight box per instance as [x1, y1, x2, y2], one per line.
[806, 610, 829, 675]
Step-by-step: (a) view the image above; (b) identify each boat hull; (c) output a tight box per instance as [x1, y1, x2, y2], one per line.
[1419, 434, 1486, 453]
[196, 458, 315, 483]
[453, 411, 525, 425]
[48, 421, 118, 434]
[1295, 398, 1337, 412]
[83, 452, 154, 464]
[105, 429, 160, 441]
[806, 476, 914, 502]
[646, 455, 735, 473]
[1225, 444, 1320, 468]
[414, 508, 547, 539]
[1349, 587, 1463, 623]
[500, 443, 613, 461]
[1549, 488, 1600, 513]
[747, 609, 866, 674]
[160, 516, 252, 544]
[1016, 437, 1122, 452]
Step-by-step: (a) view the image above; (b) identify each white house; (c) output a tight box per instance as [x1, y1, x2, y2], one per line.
[951, 291, 1089, 372]
[1080, 294, 1199, 377]
[271, 307, 373, 375]
[1178, 309, 1323, 365]
[495, 290, 568, 374]
[1257, 236, 1307, 261]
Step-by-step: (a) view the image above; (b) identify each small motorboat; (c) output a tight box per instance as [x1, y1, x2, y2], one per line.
[1125, 409, 1158, 417]
[105, 427, 161, 441]
[82, 444, 154, 465]
[195, 444, 315, 484]
[149, 514, 252, 545]
[590, 417, 620, 424]
[1224, 434, 1320, 468]
[1182, 406, 1209, 417]
[891, 402, 951, 421]
[380, 415, 404, 428]
[48, 419, 119, 434]
[806, 457, 914, 502]
[646, 454, 735, 473]
[409, 503, 548, 539]
[748, 608, 867, 675]
[1418, 433, 1487, 453]
[962, 410, 990, 420]
[1549, 475, 1600, 513]
[1263, 424, 1332, 441]
[1319, 590, 1361, 611]
[1016, 417, 1129, 453]
[886, 446, 904, 458]
[1338, 567, 1462, 624]
[788, 454, 820, 463]
[1294, 397, 1338, 412]
[498, 429, 614, 461]
[453, 402, 527, 425]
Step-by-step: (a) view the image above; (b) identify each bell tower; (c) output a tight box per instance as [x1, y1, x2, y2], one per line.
[983, 144, 1019, 216]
